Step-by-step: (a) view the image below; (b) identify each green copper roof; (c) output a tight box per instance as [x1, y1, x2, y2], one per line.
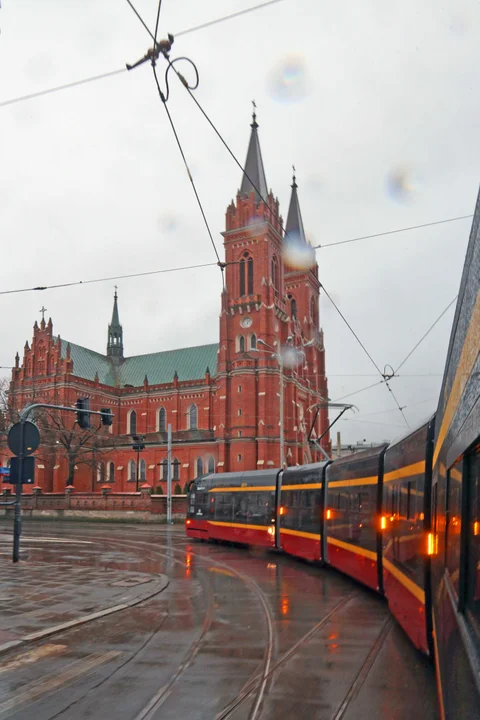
[59, 338, 218, 387]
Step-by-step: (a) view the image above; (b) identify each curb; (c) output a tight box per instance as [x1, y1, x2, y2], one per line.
[0, 574, 169, 657]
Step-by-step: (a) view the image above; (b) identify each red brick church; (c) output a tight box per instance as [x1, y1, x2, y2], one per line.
[6, 114, 331, 492]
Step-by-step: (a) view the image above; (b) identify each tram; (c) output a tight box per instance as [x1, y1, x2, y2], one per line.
[186, 188, 480, 718]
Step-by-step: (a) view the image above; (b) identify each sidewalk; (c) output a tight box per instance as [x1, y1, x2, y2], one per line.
[0, 531, 169, 655]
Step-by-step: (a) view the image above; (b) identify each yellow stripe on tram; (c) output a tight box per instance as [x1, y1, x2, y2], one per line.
[208, 486, 276, 493]
[433, 288, 480, 467]
[384, 461, 426, 483]
[280, 528, 320, 540]
[327, 536, 377, 561]
[208, 520, 271, 532]
[382, 558, 425, 604]
[281, 483, 322, 491]
[328, 475, 378, 488]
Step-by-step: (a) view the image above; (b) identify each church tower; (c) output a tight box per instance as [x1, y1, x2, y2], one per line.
[214, 106, 332, 473]
[107, 289, 123, 362]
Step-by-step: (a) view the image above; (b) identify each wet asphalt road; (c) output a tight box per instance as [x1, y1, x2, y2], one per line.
[0, 522, 438, 720]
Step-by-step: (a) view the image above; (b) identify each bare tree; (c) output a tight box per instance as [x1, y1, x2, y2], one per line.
[37, 410, 116, 487]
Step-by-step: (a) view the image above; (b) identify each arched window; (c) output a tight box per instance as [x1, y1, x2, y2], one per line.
[129, 459, 136, 482]
[291, 297, 297, 321]
[160, 458, 168, 480]
[158, 407, 166, 432]
[247, 256, 254, 295]
[173, 458, 180, 480]
[239, 252, 254, 296]
[271, 256, 279, 296]
[97, 463, 105, 483]
[140, 459, 146, 481]
[108, 462, 115, 483]
[239, 256, 246, 296]
[310, 296, 318, 326]
[249, 333, 257, 350]
[207, 456, 215, 473]
[196, 457, 204, 477]
[239, 336, 245, 353]
[188, 404, 198, 430]
[128, 410, 137, 435]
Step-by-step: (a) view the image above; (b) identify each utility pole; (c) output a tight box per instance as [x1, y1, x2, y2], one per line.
[167, 423, 172, 524]
[278, 352, 285, 469]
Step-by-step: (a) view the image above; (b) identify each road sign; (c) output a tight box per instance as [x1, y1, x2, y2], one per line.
[4, 456, 35, 484]
[7, 422, 40, 456]
[0, 467, 10, 476]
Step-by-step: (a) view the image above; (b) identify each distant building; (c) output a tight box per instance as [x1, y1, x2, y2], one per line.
[6, 113, 330, 492]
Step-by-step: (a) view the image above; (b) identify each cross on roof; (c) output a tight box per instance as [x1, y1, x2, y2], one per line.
[39, 306, 47, 321]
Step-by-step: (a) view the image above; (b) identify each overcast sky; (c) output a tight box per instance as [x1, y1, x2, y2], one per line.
[0, 0, 479, 445]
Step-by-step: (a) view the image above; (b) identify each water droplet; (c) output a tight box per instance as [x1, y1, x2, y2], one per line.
[386, 168, 421, 204]
[268, 55, 310, 104]
[283, 231, 316, 270]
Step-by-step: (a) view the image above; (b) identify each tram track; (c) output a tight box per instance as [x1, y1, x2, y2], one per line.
[30, 530, 277, 720]
[20, 527, 395, 720]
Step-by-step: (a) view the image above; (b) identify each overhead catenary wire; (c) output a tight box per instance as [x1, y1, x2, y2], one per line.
[315, 215, 474, 249]
[0, 0, 290, 110]
[394, 295, 458, 374]
[0, 261, 220, 296]
[151, 65, 224, 288]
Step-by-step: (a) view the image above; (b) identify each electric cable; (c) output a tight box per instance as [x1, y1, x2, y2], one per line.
[0, 0, 289, 110]
[0, 261, 219, 296]
[152, 65, 225, 287]
[394, 295, 458, 374]
[316, 215, 473, 249]
[154, 0, 164, 45]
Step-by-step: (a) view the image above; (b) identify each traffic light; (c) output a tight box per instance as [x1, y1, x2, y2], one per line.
[132, 435, 145, 451]
[100, 408, 113, 426]
[76, 398, 90, 429]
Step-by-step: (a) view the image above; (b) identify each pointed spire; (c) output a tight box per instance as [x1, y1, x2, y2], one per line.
[239, 105, 268, 203]
[107, 287, 124, 362]
[285, 166, 306, 244]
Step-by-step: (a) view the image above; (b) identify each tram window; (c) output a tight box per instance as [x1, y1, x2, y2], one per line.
[407, 481, 415, 519]
[358, 492, 369, 511]
[466, 446, 480, 645]
[399, 484, 408, 518]
[292, 491, 300, 507]
[446, 460, 463, 595]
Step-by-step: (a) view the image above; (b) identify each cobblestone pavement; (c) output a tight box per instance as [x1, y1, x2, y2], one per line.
[0, 529, 168, 649]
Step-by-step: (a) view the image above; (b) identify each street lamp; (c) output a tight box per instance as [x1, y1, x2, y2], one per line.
[132, 434, 145, 491]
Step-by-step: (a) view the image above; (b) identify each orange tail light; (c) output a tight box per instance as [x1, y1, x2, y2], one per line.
[427, 532, 436, 555]
[326, 509, 332, 520]
[186, 519, 191, 525]
[380, 516, 387, 531]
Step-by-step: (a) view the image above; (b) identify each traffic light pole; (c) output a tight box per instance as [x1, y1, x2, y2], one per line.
[12, 418, 25, 563]
[10, 402, 114, 564]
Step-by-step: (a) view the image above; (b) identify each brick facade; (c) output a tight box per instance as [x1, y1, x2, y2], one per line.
[4, 117, 330, 492]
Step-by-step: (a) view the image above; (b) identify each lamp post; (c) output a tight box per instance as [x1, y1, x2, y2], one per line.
[132, 434, 145, 491]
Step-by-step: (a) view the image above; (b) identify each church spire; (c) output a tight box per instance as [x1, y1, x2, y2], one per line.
[285, 167, 306, 244]
[239, 104, 268, 203]
[107, 288, 123, 361]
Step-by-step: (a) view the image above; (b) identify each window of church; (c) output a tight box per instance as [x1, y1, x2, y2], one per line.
[207, 456, 215, 473]
[160, 458, 168, 480]
[188, 404, 198, 430]
[173, 458, 180, 480]
[158, 407, 166, 432]
[128, 410, 137, 435]
[196, 457, 204, 477]
[140, 459, 146, 481]
[247, 256, 254, 295]
[108, 462, 115, 482]
[129, 459, 136, 482]
[237, 454, 242, 462]
[238, 408, 242, 417]
[238, 385, 242, 393]
[271, 256, 279, 296]
[237, 336, 245, 353]
[249, 333, 257, 350]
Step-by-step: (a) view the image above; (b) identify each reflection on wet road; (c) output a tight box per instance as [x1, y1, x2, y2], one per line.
[0, 522, 438, 719]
